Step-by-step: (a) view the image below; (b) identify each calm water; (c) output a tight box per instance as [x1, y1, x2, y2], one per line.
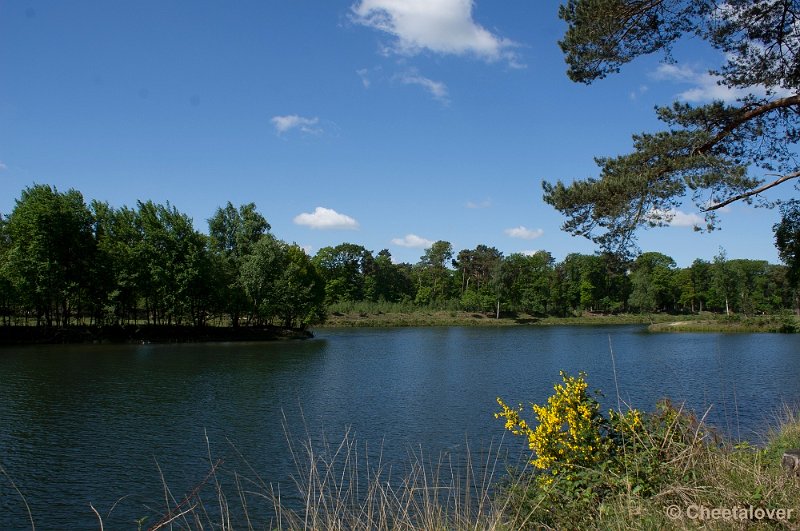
[1, 325, 799, 528]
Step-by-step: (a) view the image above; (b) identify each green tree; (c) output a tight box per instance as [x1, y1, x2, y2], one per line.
[628, 252, 678, 313]
[728, 259, 772, 315]
[677, 259, 711, 313]
[455, 245, 503, 313]
[5, 185, 96, 326]
[710, 248, 737, 315]
[0, 214, 17, 325]
[313, 243, 374, 304]
[273, 245, 326, 328]
[554, 253, 609, 313]
[238, 234, 286, 324]
[775, 201, 800, 313]
[415, 241, 455, 303]
[91, 202, 145, 325]
[134, 200, 210, 325]
[207, 202, 270, 326]
[544, 0, 799, 255]
[501, 251, 554, 315]
[238, 238, 325, 328]
[368, 249, 415, 303]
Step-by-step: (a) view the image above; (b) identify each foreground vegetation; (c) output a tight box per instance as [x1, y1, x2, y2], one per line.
[54, 376, 794, 529]
[5, 371, 798, 528]
[495, 374, 800, 529]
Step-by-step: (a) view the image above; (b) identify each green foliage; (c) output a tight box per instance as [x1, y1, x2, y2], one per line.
[546, 0, 800, 255]
[313, 243, 374, 304]
[415, 240, 456, 302]
[2, 183, 799, 330]
[775, 200, 800, 314]
[500, 251, 553, 315]
[132, 200, 211, 325]
[275, 245, 326, 328]
[495, 373, 800, 529]
[5, 185, 96, 326]
[207, 201, 270, 326]
[0, 187, 330, 330]
[628, 252, 678, 312]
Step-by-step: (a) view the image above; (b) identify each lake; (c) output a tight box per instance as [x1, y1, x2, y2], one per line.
[1, 325, 799, 528]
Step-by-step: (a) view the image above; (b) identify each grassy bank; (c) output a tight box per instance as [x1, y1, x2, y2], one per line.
[319, 301, 800, 332]
[320, 301, 675, 328]
[648, 314, 800, 333]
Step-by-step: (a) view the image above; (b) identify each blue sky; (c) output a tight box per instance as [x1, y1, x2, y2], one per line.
[0, 1, 789, 267]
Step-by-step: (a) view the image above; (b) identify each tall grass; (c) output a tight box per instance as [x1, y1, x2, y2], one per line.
[270, 428, 528, 530]
[119, 406, 799, 529]
[116, 428, 536, 530]
[5, 406, 800, 529]
[5, 396, 800, 529]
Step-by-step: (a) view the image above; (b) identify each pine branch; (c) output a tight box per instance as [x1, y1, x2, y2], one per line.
[703, 170, 800, 211]
[695, 94, 800, 155]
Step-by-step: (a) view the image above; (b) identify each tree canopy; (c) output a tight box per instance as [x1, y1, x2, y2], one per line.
[1, 185, 798, 329]
[543, 0, 800, 255]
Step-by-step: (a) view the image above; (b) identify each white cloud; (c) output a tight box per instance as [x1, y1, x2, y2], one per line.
[522, 249, 543, 257]
[356, 68, 371, 88]
[391, 233, 434, 248]
[0, 161, 6, 171]
[271, 115, 322, 135]
[652, 63, 697, 83]
[466, 198, 492, 209]
[351, 0, 519, 65]
[669, 210, 704, 227]
[293, 207, 359, 230]
[629, 84, 649, 100]
[396, 71, 449, 102]
[652, 63, 792, 103]
[647, 208, 704, 228]
[504, 226, 544, 240]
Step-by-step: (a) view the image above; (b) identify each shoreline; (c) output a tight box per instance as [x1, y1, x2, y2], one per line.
[318, 310, 800, 333]
[0, 324, 313, 345]
[3, 312, 797, 345]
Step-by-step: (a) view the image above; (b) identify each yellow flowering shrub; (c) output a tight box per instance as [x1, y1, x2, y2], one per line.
[496, 371, 643, 486]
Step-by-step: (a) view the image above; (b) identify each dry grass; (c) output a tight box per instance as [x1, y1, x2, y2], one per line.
[5, 406, 800, 530]
[95, 426, 540, 530]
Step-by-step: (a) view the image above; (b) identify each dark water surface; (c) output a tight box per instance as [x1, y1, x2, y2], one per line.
[1, 326, 799, 528]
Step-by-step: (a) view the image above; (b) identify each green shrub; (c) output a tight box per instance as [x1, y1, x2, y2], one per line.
[495, 373, 800, 528]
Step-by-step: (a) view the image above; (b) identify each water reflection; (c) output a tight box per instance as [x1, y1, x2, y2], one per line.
[1, 328, 798, 528]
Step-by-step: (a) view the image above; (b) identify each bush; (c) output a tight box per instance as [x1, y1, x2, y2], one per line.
[496, 372, 646, 526]
[495, 373, 800, 529]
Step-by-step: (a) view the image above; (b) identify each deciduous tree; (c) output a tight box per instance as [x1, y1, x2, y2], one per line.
[5, 185, 95, 326]
[775, 201, 800, 313]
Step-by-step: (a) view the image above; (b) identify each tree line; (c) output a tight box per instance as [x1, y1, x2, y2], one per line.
[0, 185, 324, 328]
[318, 242, 797, 317]
[1, 185, 797, 329]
